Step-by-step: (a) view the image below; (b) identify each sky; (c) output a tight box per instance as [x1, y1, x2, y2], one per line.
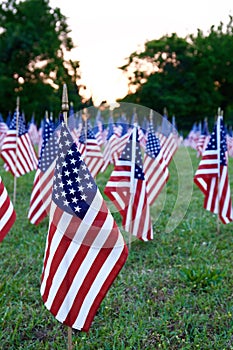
[50, 0, 233, 106]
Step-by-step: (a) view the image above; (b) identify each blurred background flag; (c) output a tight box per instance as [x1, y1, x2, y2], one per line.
[1, 112, 38, 177]
[28, 117, 58, 225]
[194, 115, 233, 224]
[144, 118, 169, 206]
[0, 175, 16, 242]
[104, 127, 153, 241]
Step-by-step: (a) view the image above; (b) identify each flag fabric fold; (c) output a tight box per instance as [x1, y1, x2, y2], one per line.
[194, 116, 233, 224]
[40, 121, 128, 332]
[104, 127, 153, 241]
[0, 175, 16, 242]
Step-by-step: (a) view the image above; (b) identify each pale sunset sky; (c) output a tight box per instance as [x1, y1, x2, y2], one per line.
[50, 0, 233, 106]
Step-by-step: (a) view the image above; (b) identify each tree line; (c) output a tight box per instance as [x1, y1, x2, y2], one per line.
[118, 17, 233, 131]
[0, 0, 93, 122]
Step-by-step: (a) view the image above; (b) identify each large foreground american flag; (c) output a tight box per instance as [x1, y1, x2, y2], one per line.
[1, 112, 38, 177]
[194, 116, 233, 224]
[0, 175, 16, 241]
[40, 122, 128, 331]
[104, 127, 153, 241]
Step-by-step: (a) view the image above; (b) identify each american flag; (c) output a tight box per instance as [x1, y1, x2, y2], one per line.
[28, 115, 39, 146]
[93, 110, 105, 146]
[1, 112, 38, 177]
[144, 122, 169, 206]
[194, 116, 233, 224]
[0, 116, 8, 148]
[159, 131, 178, 166]
[0, 175, 16, 242]
[78, 123, 104, 178]
[28, 118, 58, 225]
[196, 119, 209, 157]
[101, 116, 120, 172]
[40, 121, 128, 332]
[104, 127, 153, 241]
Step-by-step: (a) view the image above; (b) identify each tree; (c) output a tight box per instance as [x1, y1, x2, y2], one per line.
[0, 0, 85, 122]
[119, 17, 233, 131]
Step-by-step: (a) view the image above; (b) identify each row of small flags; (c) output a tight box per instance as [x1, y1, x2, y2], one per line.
[183, 117, 233, 158]
[1, 97, 232, 334]
[0, 103, 178, 332]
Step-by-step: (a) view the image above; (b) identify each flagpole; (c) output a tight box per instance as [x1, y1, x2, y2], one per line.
[128, 121, 137, 249]
[216, 108, 221, 234]
[61, 84, 73, 350]
[13, 96, 20, 205]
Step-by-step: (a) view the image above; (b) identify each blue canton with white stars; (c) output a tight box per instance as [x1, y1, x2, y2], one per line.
[10, 113, 27, 135]
[119, 128, 145, 180]
[206, 118, 227, 166]
[38, 120, 59, 172]
[52, 122, 97, 219]
[145, 123, 161, 159]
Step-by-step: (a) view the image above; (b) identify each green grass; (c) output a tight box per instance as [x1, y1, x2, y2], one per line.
[1, 147, 233, 349]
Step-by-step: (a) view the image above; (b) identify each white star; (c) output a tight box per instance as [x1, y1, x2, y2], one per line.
[64, 170, 70, 177]
[68, 149, 74, 155]
[61, 191, 67, 197]
[60, 152, 65, 158]
[78, 185, 84, 192]
[63, 130, 68, 136]
[55, 193, 59, 199]
[75, 205, 81, 212]
[81, 164, 87, 170]
[65, 139, 71, 146]
[84, 173, 90, 179]
[81, 194, 87, 201]
[67, 179, 73, 186]
[62, 161, 67, 167]
[57, 173, 62, 179]
[59, 182, 64, 188]
[73, 167, 79, 173]
[70, 158, 76, 165]
[69, 188, 75, 195]
[75, 176, 82, 183]
[87, 182, 93, 188]
[63, 199, 69, 206]
[72, 197, 78, 203]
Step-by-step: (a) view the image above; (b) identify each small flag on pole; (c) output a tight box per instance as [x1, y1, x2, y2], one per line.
[1, 112, 38, 177]
[144, 121, 169, 206]
[194, 115, 233, 224]
[104, 127, 153, 241]
[28, 117, 58, 225]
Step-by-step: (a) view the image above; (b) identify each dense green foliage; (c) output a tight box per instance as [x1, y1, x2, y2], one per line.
[0, 0, 87, 122]
[1, 147, 233, 349]
[119, 17, 233, 131]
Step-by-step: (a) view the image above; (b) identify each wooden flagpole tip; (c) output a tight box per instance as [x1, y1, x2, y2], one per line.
[62, 84, 69, 112]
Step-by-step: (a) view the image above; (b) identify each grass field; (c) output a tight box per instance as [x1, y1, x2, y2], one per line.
[1, 146, 233, 349]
